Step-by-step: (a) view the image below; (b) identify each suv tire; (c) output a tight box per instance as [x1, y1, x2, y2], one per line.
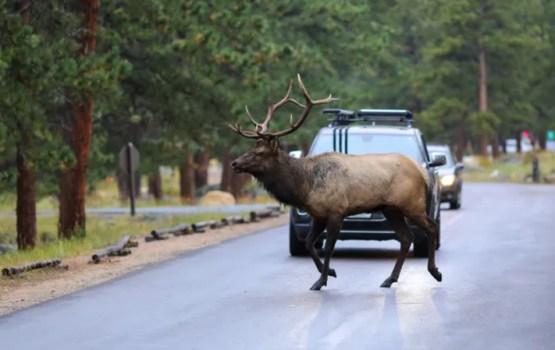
[449, 199, 461, 210]
[413, 213, 441, 257]
[289, 222, 308, 256]
[413, 239, 429, 257]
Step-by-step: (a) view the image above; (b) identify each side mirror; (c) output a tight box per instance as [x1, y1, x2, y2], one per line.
[455, 163, 465, 172]
[289, 150, 304, 159]
[428, 153, 447, 167]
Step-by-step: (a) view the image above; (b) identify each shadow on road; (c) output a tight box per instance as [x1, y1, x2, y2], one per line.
[330, 247, 401, 260]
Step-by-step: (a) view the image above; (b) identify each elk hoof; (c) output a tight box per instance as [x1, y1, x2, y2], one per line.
[310, 278, 327, 291]
[429, 268, 442, 282]
[328, 269, 337, 278]
[380, 276, 398, 288]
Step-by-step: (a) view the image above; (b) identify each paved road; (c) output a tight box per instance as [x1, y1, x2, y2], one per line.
[1, 183, 554, 350]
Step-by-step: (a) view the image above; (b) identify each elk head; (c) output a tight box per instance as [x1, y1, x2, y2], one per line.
[229, 75, 337, 176]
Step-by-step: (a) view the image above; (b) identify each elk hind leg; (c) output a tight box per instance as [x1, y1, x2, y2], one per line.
[306, 218, 336, 278]
[381, 207, 414, 288]
[310, 216, 342, 291]
[410, 213, 442, 282]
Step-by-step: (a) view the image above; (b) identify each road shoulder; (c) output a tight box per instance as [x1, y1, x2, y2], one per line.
[0, 215, 288, 316]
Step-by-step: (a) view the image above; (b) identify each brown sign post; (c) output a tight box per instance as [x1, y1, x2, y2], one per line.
[118, 143, 140, 216]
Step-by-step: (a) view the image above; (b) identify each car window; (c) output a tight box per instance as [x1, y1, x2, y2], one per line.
[310, 132, 425, 162]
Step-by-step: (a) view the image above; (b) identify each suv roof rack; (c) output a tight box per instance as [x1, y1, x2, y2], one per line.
[323, 108, 356, 126]
[325, 108, 413, 127]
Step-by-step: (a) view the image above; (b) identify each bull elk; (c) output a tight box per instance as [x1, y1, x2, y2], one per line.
[229, 75, 442, 290]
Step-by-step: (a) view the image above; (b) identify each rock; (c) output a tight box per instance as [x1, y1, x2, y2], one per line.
[544, 173, 555, 184]
[198, 190, 236, 206]
[0, 244, 17, 256]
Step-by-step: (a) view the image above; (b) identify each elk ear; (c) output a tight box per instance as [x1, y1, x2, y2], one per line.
[270, 139, 280, 152]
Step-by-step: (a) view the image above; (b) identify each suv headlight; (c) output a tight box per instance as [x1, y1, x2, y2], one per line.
[441, 174, 456, 186]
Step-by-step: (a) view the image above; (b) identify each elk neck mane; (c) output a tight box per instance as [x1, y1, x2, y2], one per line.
[253, 152, 313, 208]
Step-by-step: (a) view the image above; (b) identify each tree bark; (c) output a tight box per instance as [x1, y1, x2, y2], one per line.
[16, 142, 36, 250]
[538, 129, 546, 150]
[148, 168, 163, 201]
[478, 48, 489, 157]
[220, 150, 232, 193]
[134, 171, 141, 198]
[491, 133, 500, 158]
[231, 173, 250, 199]
[58, 0, 99, 239]
[179, 155, 195, 203]
[15, 0, 36, 250]
[455, 120, 466, 162]
[59, 99, 94, 239]
[515, 131, 522, 153]
[194, 151, 209, 188]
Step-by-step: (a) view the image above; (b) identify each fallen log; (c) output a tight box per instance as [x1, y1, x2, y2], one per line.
[221, 215, 249, 225]
[125, 239, 139, 248]
[2, 258, 61, 277]
[192, 220, 218, 233]
[266, 204, 283, 212]
[250, 209, 280, 222]
[91, 235, 130, 264]
[151, 224, 191, 239]
[108, 249, 132, 257]
[210, 220, 227, 229]
[145, 235, 169, 242]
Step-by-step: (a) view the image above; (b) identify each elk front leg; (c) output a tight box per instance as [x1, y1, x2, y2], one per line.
[306, 218, 336, 278]
[310, 216, 342, 291]
[381, 208, 414, 288]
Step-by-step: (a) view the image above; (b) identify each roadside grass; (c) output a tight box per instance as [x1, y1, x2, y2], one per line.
[0, 172, 274, 212]
[463, 151, 555, 183]
[0, 212, 245, 268]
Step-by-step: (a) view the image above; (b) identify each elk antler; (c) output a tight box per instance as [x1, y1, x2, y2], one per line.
[229, 74, 337, 139]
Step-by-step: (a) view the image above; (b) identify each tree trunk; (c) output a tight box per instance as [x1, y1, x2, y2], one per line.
[134, 171, 141, 198]
[515, 131, 522, 153]
[478, 48, 489, 157]
[231, 173, 250, 199]
[220, 150, 232, 193]
[148, 168, 163, 201]
[455, 120, 466, 162]
[58, 0, 99, 239]
[194, 151, 209, 188]
[16, 143, 36, 250]
[491, 133, 500, 158]
[179, 156, 195, 203]
[59, 103, 93, 238]
[15, 0, 36, 250]
[538, 129, 546, 150]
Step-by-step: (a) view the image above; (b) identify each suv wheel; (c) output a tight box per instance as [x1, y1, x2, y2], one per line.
[289, 222, 308, 256]
[413, 213, 441, 257]
[413, 239, 429, 257]
[449, 192, 461, 210]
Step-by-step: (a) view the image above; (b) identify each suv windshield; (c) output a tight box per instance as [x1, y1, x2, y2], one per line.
[310, 132, 425, 162]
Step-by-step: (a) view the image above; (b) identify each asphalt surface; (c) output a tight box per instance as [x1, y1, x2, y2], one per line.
[1, 182, 554, 350]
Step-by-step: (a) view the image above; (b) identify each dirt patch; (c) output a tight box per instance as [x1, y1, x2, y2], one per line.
[0, 214, 288, 316]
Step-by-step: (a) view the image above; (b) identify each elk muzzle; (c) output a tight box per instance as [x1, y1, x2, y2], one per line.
[230, 154, 250, 173]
